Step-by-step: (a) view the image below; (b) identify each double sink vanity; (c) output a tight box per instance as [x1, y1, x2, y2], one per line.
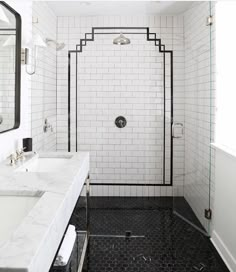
[0, 151, 89, 272]
[0, 2, 89, 271]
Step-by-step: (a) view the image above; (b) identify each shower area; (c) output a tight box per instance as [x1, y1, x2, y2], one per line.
[68, 27, 173, 189]
[32, 1, 222, 271]
[63, 1, 213, 237]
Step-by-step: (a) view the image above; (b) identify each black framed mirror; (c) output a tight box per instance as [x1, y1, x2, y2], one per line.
[0, 1, 21, 133]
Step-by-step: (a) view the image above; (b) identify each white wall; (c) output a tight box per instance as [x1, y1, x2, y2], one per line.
[56, 15, 185, 197]
[215, 2, 236, 151]
[31, 2, 57, 151]
[0, 0, 32, 162]
[211, 146, 236, 272]
[211, 2, 236, 271]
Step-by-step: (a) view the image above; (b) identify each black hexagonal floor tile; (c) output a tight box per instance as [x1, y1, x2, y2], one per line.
[70, 197, 229, 272]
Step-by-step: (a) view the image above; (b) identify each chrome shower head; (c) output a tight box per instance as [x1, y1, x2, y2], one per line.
[45, 38, 65, 51]
[113, 33, 130, 45]
[56, 42, 65, 51]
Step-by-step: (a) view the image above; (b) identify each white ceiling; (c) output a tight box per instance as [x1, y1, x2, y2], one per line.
[45, 1, 193, 16]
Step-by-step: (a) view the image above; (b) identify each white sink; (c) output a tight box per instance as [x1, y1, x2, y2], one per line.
[0, 193, 43, 245]
[17, 155, 73, 173]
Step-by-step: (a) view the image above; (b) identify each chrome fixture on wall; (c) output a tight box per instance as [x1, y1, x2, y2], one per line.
[113, 33, 131, 45]
[172, 122, 184, 138]
[24, 36, 65, 75]
[9, 147, 25, 166]
[25, 33, 47, 75]
[115, 116, 127, 128]
[45, 38, 65, 51]
[206, 15, 213, 26]
[43, 118, 53, 133]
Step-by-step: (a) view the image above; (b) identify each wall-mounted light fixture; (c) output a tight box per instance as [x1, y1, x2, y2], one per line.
[24, 33, 47, 75]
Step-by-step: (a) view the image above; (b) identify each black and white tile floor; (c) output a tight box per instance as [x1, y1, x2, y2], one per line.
[70, 197, 229, 272]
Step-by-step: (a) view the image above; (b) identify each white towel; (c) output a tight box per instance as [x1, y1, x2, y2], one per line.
[54, 224, 76, 266]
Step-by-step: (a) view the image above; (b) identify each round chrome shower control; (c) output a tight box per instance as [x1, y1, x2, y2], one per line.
[115, 116, 127, 128]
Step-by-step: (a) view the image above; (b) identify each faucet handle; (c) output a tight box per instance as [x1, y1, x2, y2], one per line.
[18, 147, 26, 153]
[16, 147, 26, 160]
[16, 149, 22, 157]
[43, 118, 53, 133]
[9, 153, 16, 166]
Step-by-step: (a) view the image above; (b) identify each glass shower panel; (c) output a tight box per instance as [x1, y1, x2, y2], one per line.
[173, 1, 213, 235]
[164, 52, 172, 186]
[69, 52, 78, 153]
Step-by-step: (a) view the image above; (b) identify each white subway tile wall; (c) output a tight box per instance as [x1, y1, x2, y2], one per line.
[31, 2, 57, 151]
[183, 2, 215, 230]
[56, 15, 185, 197]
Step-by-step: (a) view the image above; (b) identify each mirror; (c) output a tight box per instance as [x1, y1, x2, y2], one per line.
[0, 2, 21, 133]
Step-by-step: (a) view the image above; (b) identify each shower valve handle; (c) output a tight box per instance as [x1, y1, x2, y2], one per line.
[115, 116, 127, 128]
[119, 120, 124, 127]
[172, 122, 184, 138]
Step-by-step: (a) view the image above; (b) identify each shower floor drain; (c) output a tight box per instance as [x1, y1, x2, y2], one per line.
[193, 263, 206, 271]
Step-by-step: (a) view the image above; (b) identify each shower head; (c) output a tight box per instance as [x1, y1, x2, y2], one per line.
[56, 42, 65, 51]
[45, 38, 65, 51]
[113, 33, 130, 45]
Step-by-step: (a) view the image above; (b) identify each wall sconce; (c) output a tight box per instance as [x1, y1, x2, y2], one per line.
[24, 33, 47, 75]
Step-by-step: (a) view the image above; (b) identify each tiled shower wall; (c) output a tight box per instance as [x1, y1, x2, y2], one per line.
[31, 2, 57, 151]
[183, 2, 215, 230]
[56, 15, 185, 196]
[71, 34, 168, 196]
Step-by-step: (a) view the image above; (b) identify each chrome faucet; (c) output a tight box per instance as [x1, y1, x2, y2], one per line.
[9, 153, 16, 166]
[9, 147, 25, 166]
[16, 147, 25, 161]
[43, 118, 53, 133]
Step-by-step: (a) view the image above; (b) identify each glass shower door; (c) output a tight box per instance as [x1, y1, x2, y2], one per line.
[173, 1, 213, 236]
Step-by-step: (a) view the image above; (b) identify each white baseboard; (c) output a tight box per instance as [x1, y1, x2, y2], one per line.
[211, 230, 236, 272]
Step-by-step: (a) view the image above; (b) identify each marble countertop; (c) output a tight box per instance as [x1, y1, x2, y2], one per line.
[0, 151, 89, 272]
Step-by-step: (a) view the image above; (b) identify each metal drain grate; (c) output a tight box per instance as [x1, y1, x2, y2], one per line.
[193, 262, 206, 271]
